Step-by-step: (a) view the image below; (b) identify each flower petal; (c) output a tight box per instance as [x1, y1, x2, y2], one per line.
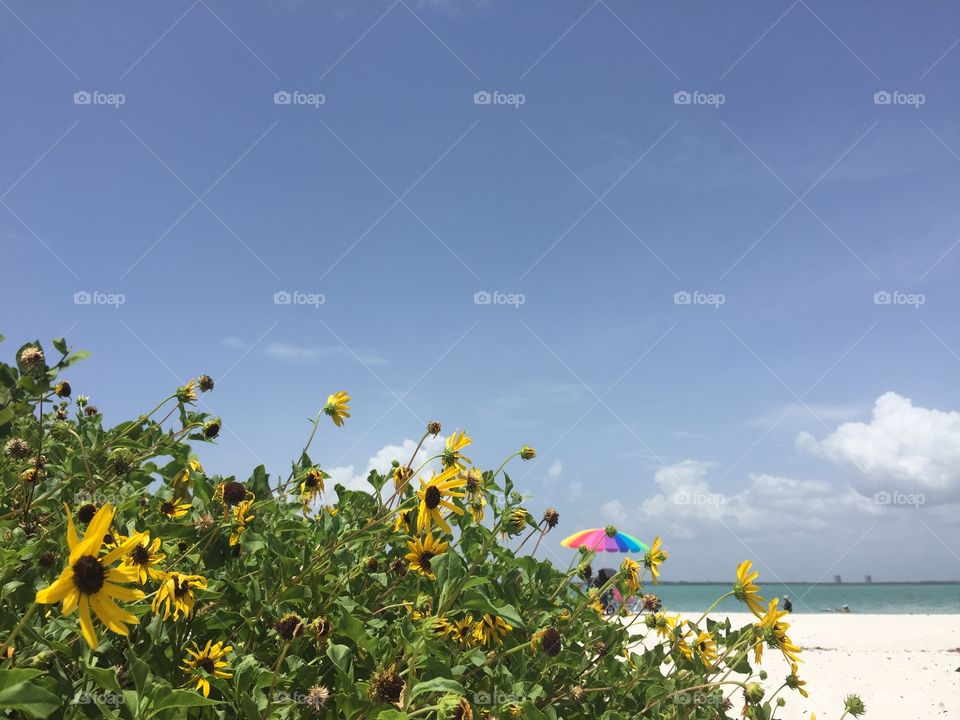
[35, 568, 74, 604]
[78, 595, 98, 650]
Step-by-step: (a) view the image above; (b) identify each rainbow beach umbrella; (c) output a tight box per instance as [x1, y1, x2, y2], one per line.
[561, 527, 648, 553]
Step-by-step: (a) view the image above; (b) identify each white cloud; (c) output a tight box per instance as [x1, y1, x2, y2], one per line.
[601, 499, 627, 524]
[798, 391, 960, 501]
[220, 336, 246, 349]
[547, 460, 563, 480]
[263, 342, 387, 366]
[634, 460, 875, 536]
[326, 436, 445, 493]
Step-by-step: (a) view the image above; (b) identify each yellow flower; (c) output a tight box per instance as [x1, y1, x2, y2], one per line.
[173, 459, 205, 486]
[472, 613, 512, 647]
[181, 640, 232, 697]
[152, 572, 207, 620]
[34, 504, 146, 649]
[468, 496, 486, 522]
[586, 589, 605, 617]
[688, 630, 718, 666]
[394, 509, 416, 534]
[754, 598, 802, 664]
[643, 536, 668, 584]
[323, 391, 351, 427]
[442, 430, 472, 469]
[176, 379, 198, 404]
[119, 533, 166, 584]
[787, 663, 809, 698]
[159, 498, 192, 519]
[393, 465, 413, 493]
[416, 466, 467, 535]
[734, 560, 766, 617]
[620, 557, 641, 596]
[405, 533, 449, 580]
[300, 467, 326, 508]
[229, 499, 254, 546]
[650, 612, 680, 640]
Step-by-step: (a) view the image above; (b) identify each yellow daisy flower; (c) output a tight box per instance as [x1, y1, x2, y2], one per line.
[229, 499, 254, 546]
[787, 663, 809, 698]
[119, 533, 166, 584]
[323, 391, 351, 426]
[416, 466, 467, 535]
[173, 459, 205, 486]
[300, 467, 326, 508]
[472, 613, 512, 647]
[643, 536, 668, 584]
[754, 597, 802, 664]
[176, 379, 198, 404]
[159, 498, 192, 519]
[649, 612, 680, 640]
[441, 430, 472, 469]
[620, 557, 642, 596]
[393, 465, 413, 493]
[152, 572, 207, 620]
[393, 508, 416, 534]
[34, 504, 146, 649]
[734, 560, 766, 617]
[181, 640, 233, 697]
[405, 533, 449, 580]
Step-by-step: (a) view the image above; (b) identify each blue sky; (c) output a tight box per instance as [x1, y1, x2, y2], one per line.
[4, 0, 960, 581]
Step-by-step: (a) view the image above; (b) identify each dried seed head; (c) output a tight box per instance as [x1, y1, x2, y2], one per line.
[542, 507, 560, 529]
[275, 613, 305, 640]
[18, 347, 45, 371]
[77, 504, 97, 524]
[304, 685, 331, 712]
[427, 421, 442, 436]
[642, 593, 662, 612]
[4, 438, 30, 460]
[198, 374, 215, 392]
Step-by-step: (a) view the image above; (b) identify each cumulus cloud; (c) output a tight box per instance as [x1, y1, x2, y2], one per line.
[633, 460, 875, 536]
[326, 436, 445, 493]
[547, 461, 563, 480]
[798, 391, 960, 501]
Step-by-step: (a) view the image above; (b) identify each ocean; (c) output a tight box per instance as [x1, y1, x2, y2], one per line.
[642, 582, 960, 614]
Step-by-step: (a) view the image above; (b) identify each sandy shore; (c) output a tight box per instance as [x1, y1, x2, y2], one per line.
[626, 613, 960, 719]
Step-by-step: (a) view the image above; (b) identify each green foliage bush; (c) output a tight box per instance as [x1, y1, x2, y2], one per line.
[0, 335, 853, 719]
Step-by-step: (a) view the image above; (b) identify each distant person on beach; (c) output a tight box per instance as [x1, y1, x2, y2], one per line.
[782, 595, 792, 612]
[839, 604, 850, 613]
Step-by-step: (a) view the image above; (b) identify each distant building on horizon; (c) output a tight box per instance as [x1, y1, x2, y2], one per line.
[865, 574, 872, 584]
[834, 574, 842, 584]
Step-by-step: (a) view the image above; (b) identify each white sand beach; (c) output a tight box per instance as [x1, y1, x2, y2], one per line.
[627, 613, 960, 719]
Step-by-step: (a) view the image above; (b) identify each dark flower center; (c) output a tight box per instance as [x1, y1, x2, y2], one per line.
[424, 486, 442, 510]
[77, 504, 97, 524]
[72, 555, 106, 595]
[173, 577, 191, 597]
[160, 501, 175, 515]
[305, 475, 318, 488]
[418, 552, 434, 570]
[222, 481, 246, 505]
[131, 544, 151, 565]
[198, 657, 216, 673]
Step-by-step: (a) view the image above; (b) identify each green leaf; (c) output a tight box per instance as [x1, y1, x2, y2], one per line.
[148, 689, 220, 714]
[0, 671, 61, 718]
[408, 677, 464, 700]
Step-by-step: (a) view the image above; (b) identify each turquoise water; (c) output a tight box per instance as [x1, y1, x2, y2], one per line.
[642, 583, 960, 614]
